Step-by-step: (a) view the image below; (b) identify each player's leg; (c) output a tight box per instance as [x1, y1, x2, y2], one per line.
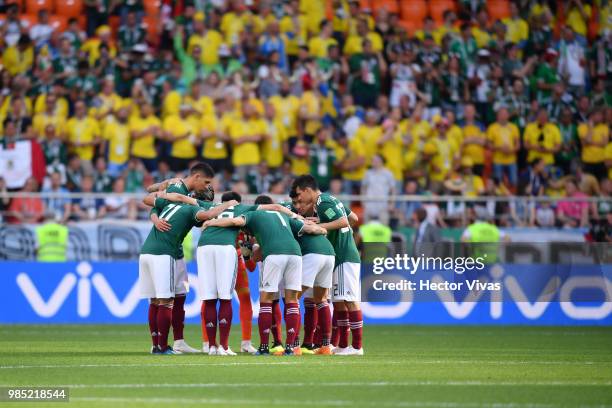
[148, 299, 159, 353]
[216, 245, 238, 356]
[300, 254, 318, 352]
[256, 256, 283, 355]
[139, 254, 158, 353]
[279, 255, 303, 355]
[313, 255, 335, 355]
[198, 246, 220, 354]
[335, 262, 363, 356]
[235, 255, 256, 353]
[331, 263, 350, 353]
[172, 258, 199, 353]
[269, 294, 284, 353]
[151, 255, 177, 354]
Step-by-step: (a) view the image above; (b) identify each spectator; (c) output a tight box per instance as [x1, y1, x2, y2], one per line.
[308, 126, 336, 192]
[29, 9, 54, 49]
[349, 38, 386, 108]
[0, 177, 11, 221]
[557, 26, 587, 96]
[6, 177, 44, 224]
[461, 103, 486, 176]
[412, 207, 441, 257]
[524, 108, 562, 167]
[104, 177, 136, 220]
[557, 178, 589, 228]
[92, 156, 112, 193]
[103, 106, 131, 177]
[487, 107, 520, 190]
[42, 171, 71, 223]
[578, 108, 609, 180]
[129, 102, 160, 173]
[72, 174, 105, 220]
[361, 154, 395, 224]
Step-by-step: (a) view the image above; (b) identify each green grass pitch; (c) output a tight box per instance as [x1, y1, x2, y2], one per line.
[0, 325, 611, 407]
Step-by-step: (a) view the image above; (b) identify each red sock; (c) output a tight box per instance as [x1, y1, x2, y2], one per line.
[317, 302, 332, 346]
[258, 302, 273, 346]
[200, 301, 208, 342]
[148, 303, 158, 347]
[172, 295, 186, 341]
[314, 325, 322, 346]
[349, 310, 363, 349]
[336, 310, 349, 348]
[218, 299, 232, 349]
[271, 299, 282, 344]
[294, 314, 302, 348]
[303, 299, 317, 345]
[284, 302, 300, 347]
[156, 304, 173, 351]
[204, 299, 218, 347]
[331, 309, 339, 347]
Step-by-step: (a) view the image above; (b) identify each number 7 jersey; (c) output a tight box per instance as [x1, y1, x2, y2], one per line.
[316, 193, 361, 266]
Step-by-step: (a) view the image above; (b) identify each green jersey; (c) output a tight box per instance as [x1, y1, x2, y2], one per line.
[199, 204, 259, 246]
[242, 210, 303, 259]
[149, 180, 191, 258]
[279, 201, 335, 256]
[141, 201, 203, 259]
[316, 193, 360, 266]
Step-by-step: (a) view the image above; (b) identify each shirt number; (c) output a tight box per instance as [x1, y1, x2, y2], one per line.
[266, 211, 289, 229]
[160, 204, 181, 221]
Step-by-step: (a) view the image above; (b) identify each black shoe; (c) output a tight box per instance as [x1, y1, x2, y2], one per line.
[284, 345, 295, 356]
[255, 345, 270, 355]
[272, 341, 283, 348]
[301, 343, 315, 351]
[150, 345, 161, 354]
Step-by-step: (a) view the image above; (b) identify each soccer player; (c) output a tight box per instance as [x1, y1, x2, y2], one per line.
[145, 162, 216, 353]
[139, 195, 237, 354]
[192, 191, 299, 355]
[277, 196, 336, 355]
[291, 175, 364, 355]
[202, 196, 327, 355]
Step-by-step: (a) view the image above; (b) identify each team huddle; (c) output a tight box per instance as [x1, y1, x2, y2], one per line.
[138, 163, 364, 356]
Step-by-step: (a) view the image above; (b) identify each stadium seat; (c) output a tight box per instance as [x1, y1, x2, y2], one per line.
[372, 0, 398, 15]
[398, 19, 422, 35]
[400, 0, 427, 23]
[143, 0, 160, 17]
[487, 0, 510, 21]
[429, 0, 456, 23]
[26, 0, 53, 15]
[18, 14, 38, 27]
[48, 14, 67, 32]
[54, 0, 82, 18]
[359, 0, 371, 9]
[142, 16, 159, 44]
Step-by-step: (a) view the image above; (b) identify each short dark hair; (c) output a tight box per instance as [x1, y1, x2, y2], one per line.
[254, 195, 273, 205]
[190, 162, 214, 178]
[221, 191, 241, 203]
[292, 174, 318, 192]
[414, 207, 427, 223]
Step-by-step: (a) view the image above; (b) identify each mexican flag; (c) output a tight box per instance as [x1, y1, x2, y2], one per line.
[0, 140, 46, 189]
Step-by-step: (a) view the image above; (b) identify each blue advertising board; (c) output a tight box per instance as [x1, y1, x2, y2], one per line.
[1, 261, 611, 325]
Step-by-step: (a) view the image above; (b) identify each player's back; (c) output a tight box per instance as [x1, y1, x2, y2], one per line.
[141, 202, 202, 259]
[242, 210, 302, 259]
[280, 200, 335, 256]
[199, 203, 259, 246]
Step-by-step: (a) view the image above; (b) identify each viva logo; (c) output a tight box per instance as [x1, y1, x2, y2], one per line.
[16, 262, 141, 318]
[15, 262, 205, 319]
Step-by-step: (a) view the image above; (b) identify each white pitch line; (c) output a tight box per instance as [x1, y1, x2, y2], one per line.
[0, 360, 609, 370]
[69, 396, 563, 408]
[32, 381, 612, 388]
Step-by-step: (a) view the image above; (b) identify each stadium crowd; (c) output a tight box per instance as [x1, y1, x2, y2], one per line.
[0, 0, 610, 230]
